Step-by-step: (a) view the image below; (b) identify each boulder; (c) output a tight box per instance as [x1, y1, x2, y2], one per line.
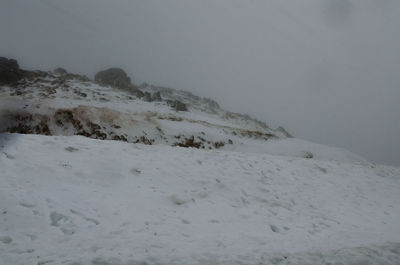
[0, 57, 23, 85]
[53, 67, 68, 75]
[94, 68, 131, 89]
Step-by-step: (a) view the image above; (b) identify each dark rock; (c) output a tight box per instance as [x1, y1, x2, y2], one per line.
[0, 57, 23, 85]
[152, 91, 162, 101]
[173, 136, 203, 149]
[53, 67, 68, 75]
[168, 100, 188, 112]
[6, 113, 51, 136]
[143, 92, 153, 102]
[137, 136, 153, 145]
[73, 89, 87, 98]
[21, 70, 49, 80]
[214, 141, 225, 149]
[112, 135, 128, 142]
[129, 87, 144, 98]
[94, 68, 132, 89]
[65, 73, 90, 82]
[303, 152, 314, 159]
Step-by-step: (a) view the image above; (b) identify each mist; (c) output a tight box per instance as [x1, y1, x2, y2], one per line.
[1, 0, 399, 166]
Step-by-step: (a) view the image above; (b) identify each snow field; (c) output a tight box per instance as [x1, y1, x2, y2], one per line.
[1, 133, 399, 265]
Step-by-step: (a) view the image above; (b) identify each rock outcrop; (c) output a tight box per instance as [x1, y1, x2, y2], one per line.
[53, 67, 68, 75]
[0, 57, 23, 85]
[94, 68, 132, 89]
[152, 91, 162, 102]
[168, 100, 188, 112]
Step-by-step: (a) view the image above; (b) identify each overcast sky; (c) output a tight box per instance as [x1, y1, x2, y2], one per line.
[1, 0, 399, 166]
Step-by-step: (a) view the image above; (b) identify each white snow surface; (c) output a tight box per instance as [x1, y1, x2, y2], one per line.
[1, 133, 399, 265]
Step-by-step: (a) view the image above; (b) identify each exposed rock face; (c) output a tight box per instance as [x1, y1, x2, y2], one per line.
[22, 70, 49, 80]
[94, 68, 132, 89]
[152, 91, 162, 102]
[169, 100, 188, 112]
[0, 57, 23, 85]
[143, 91, 162, 102]
[130, 88, 144, 98]
[143, 92, 153, 102]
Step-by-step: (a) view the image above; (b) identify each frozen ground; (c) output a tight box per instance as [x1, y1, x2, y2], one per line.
[1, 133, 399, 265]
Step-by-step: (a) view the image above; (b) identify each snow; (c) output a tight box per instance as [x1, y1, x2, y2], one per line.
[225, 137, 368, 164]
[1, 133, 399, 265]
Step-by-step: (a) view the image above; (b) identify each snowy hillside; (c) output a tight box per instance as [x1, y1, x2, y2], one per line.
[0, 66, 365, 162]
[1, 134, 400, 265]
[1, 61, 400, 264]
[0, 68, 291, 151]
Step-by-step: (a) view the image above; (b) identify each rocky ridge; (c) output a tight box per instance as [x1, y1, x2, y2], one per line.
[0, 57, 291, 150]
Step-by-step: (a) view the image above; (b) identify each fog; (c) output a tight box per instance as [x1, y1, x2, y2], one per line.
[1, 0, 399, 166]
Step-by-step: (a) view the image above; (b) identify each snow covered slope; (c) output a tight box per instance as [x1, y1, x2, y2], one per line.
[0, 70, 365, 163]
[0, 71, 284, 149]
[0, 134, 399, 265]
[1, 67, 400, 264]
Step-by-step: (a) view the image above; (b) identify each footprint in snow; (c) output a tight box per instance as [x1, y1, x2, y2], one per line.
[181, 219, 191, 224]
[170, 194, 191, 205]
[59, 162, 72, 168]
[2, 152, 15, 159]
[130, 168, 141, 176]
[315, 165, 328, 173]
[19, 201, 35, 208]
[0, 236, 13, 244]
[65, 146, 79, 152]
[49, 211, 76, 235]
[50, 212, 69, 227]
[270, 225, 280, 233]
[70, 209, 100, 225]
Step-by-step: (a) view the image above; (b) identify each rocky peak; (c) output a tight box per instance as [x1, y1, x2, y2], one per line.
[0, 57, 23, 85]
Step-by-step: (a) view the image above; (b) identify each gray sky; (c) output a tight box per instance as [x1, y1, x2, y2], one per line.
[1, 0, 399, 166]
